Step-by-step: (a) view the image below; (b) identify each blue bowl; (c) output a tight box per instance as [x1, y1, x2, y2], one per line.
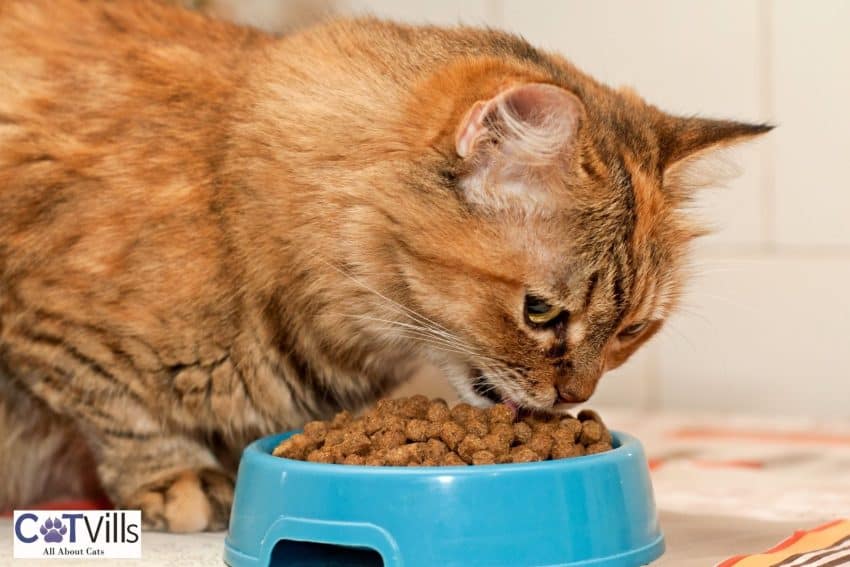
[224, 430, 664, 567]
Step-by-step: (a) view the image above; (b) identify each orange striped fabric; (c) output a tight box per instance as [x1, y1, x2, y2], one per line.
[717, 519, 850, 567]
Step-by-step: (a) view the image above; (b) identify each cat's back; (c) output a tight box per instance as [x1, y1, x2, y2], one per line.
[0, 0, 267, 171]
[0, 0, 269, 273]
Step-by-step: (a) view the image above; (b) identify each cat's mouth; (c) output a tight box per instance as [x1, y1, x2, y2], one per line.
[468, 367, 577, 415]
[469, 367, 520, 412]
[471, 370, 505, 404]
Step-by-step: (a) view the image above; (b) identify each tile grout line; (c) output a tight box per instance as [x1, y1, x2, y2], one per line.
[759, 0, 778, 252]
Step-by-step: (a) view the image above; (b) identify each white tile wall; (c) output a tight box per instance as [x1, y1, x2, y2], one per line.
[655, 252, 850, 419]
[339, 0, 492, 26]
[773, 0, 850, 247]
[590, 343, 656, 409]
[217, 0, 850, 418]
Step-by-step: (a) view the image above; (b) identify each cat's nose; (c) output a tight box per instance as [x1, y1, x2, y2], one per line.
[556, 381, 593, 403]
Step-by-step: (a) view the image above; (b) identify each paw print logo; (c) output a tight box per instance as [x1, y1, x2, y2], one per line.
[39, 517, 67, 543]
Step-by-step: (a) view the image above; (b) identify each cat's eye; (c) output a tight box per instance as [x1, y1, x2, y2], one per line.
[524, 295, 564, 326]
[619, 321, 648, 338]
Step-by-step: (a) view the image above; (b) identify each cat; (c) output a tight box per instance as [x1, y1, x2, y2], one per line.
[0, 0, 770, 532]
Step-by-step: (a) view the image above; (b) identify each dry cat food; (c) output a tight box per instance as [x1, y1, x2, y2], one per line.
[272, 395, 613, 466]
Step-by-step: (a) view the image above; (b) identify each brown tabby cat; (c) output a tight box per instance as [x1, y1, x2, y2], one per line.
[0, 0, 770, 532]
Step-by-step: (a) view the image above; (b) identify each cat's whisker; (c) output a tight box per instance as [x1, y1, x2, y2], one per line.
[320, 258, 460, 338]
[374, 329, 491, 359]
[685, 292, 753, 313]
[341, 312, 509, 368]
[668, 307, 712, 325]
[344, 314, 467, 347]
[474, 359, 520, 389]
[659, 320, 699, 352]
[343, 314, 492, 360]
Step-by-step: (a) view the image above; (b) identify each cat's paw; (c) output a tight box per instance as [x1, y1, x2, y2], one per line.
[125, 468, 234, 532]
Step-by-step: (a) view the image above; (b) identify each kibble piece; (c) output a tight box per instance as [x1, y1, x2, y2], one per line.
[331, 410, 352, 428]
[408, 394, 431, 418]
[450, 403, 476, 424]
[425, 438, 448, 461]
[375, 398, 401, 414]
[343, 454, 366, 465]
[551, 438, 583, 459]
[405, 419, 431, 442]
[586, 442, 612, 455]
[495, 452, 513, 464]
[558, 418, 582, 443]
[364, 450, 388, 466]
[510, 446, 542, 463]
[426, 400, 450, 422]
[397, 396, 427, 420]
[302, 421, 328, 440]
[528, 433, 554, 459]
[471, 450, 496, 465]
[490, 423, 515, 446]
[531, 421, 558, 436]
[513, 421, 533, 444]
[486, 404, 515, 425]
[362, 410, 383, 435]
[579, 420, 603, 445]
[306, 448, 335, 464]
[441, 451, 468, 466]
[380, 414, 406, 433]
[372, 429, 407, 450]
[425, 421, 443, 438]
[465, 417, 489, 437]
[458, 434, 487, 463]
[407, 442, 428, 462]
[272, 433, 317, 460]
[439, 421, 466, 451]
[481, 433, 510, 458]
[386, 445, 417, 466]
[339, 432, 371, 456]
[324, 429, 346, 447]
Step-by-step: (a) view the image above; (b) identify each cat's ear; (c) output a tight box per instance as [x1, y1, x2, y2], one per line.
[660, 117, 773, 191]
[455, 83, 583, 164]
[660, 117, 773, 168]
[454, 83, 584, 209]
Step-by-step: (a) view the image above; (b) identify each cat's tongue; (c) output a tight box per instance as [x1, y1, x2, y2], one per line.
[502, 399, 520, 419]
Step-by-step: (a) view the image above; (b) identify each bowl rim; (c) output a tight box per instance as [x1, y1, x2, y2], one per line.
[244, 429, 641, 477]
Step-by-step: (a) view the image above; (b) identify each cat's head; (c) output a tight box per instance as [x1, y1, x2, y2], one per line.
[388, 69, 771, 412]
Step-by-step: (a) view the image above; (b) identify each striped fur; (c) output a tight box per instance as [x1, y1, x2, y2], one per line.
[0, 0, 770, 531]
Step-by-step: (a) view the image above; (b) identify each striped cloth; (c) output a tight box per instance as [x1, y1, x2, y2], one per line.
[717, 519, 850, 566]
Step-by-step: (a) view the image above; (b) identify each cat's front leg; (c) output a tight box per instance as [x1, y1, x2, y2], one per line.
[95, 429, 234, 532]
